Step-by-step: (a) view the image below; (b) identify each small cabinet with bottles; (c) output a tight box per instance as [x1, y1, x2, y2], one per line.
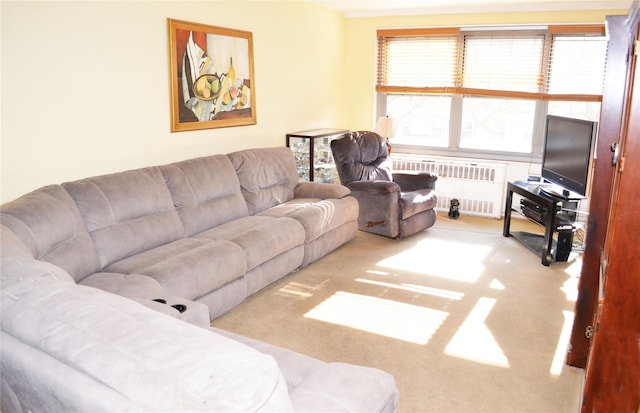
[286, 128, 349, 183]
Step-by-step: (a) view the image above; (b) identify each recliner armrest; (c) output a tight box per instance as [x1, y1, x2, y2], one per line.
[347, 180, 400, 194]
[392, 171, 438, 191]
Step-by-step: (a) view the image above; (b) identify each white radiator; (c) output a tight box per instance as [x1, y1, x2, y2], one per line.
[392, 155, 506, 219]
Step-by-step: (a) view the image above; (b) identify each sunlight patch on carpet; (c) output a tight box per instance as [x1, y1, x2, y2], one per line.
[356, 277, 464, 300]
[444, 297, 510, 367]
[366, 269, 390, 276]
[562, 260, 581, 302]
[561, 276, 579, 302]
[376, 237, 492, 283]
[550, 310, 575, 376]
[304, 291, 448, 344]
[564, 258, 582, 278]
[277, 280, 330, 299]
[490, 279, 505, 290]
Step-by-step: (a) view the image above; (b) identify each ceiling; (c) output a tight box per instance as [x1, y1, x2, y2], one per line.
[306, 0, 633, 18]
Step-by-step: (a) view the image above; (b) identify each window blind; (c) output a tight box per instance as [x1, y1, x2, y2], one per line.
[462, 32, 546, 93]
[547, 35, 608, 96]
[377, 28, 459, 93]
[376, 26, 606, 102]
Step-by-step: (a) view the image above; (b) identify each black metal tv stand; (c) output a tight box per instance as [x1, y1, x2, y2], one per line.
[503, 181, 584, 266]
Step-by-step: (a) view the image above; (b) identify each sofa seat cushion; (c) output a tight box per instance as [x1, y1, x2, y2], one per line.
[1, 278, 292, 412]
[0, 185, 101, 281]
[193, 215, 305, 271]
[400, 189, 438, 220]
[104, 238, 246, 301]
[160, 155, 250, 236]
[258, 197, 359, 243]
[62, 167, 185, 268]
[211, 327, 327, 392]
[212, 328, 399, 413]
[288, 362, 398, 413]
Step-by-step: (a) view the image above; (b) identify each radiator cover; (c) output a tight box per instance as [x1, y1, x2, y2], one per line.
[392, 155, 506, 219]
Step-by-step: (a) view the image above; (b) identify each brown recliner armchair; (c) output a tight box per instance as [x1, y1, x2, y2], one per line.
[330, 131, 438, 239]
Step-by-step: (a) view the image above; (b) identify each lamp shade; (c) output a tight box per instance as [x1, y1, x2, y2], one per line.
[374, 116, 397, 138]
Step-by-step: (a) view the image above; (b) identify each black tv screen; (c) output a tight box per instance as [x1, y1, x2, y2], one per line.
[541, 115, 597, 197]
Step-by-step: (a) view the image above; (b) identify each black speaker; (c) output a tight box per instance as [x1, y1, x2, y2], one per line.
[556, 230, 573, 262]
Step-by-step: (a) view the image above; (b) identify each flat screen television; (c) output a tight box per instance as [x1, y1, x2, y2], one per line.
[541, 115, 597, 198]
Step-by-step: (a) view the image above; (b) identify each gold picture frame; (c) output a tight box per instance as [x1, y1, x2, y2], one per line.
[168, 18, 256, 132]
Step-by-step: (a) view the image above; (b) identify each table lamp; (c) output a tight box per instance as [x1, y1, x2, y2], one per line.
[374, 116, 397, 155]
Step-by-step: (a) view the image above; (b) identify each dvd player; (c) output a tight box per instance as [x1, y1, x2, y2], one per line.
[521, 205, 545, 224]
[520, 198, 547, 213]
[519, 199, 573, 229]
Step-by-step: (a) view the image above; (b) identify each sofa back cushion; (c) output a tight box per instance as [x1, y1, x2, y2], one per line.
[159, 155, 249, 236]
[227, 147, 298, 215]
[0, 185, 101, 281]
[62, 167, 185, 268]
[0, 224, 33, 261]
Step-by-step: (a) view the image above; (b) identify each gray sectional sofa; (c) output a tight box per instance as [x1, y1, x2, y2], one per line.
[0, 147, 399, 412]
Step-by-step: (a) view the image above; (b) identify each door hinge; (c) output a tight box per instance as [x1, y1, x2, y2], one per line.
[585, 325, 594, 339]
[611, 142, 620, 166]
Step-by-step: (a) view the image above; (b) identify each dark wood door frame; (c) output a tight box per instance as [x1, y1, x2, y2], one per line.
[581, 10, 640, 410]
[566, 14, 631, 368]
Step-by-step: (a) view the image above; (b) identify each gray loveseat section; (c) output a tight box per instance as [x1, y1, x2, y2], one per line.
[1, 147, 398, 412]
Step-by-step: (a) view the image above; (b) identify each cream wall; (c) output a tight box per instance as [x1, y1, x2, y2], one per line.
[0, 1, 345, 202]
[342, 9, 628, 131]
[1, 3, 629, 203]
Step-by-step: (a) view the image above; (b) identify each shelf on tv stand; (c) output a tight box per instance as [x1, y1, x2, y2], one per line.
[538, 183, 586, 200]
[509, 230, 576, 264]
[503, 181, 582, 266]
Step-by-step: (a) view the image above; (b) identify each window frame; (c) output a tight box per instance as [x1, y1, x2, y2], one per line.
[376, 25, 606, 162]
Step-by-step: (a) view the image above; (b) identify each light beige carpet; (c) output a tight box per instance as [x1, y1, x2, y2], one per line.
[213, 213, 584, 412]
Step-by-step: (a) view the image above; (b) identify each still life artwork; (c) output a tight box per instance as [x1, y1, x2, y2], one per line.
[168, 19, 256, 132]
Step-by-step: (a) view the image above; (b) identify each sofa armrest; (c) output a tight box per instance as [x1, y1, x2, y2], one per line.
[132, 297, 211, 328]
[392, 171, 438, 191]
[294, 182, 351, 199]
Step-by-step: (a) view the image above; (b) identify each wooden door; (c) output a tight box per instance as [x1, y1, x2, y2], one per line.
[580, 8, 640, 411]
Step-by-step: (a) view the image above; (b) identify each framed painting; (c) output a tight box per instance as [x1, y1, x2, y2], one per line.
[168, 18, 256, 132]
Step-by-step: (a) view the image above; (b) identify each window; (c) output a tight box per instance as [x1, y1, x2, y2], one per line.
[376, 26, 607, 160]
[460, 97, 536, 153]
[387, 94, 451, 147]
